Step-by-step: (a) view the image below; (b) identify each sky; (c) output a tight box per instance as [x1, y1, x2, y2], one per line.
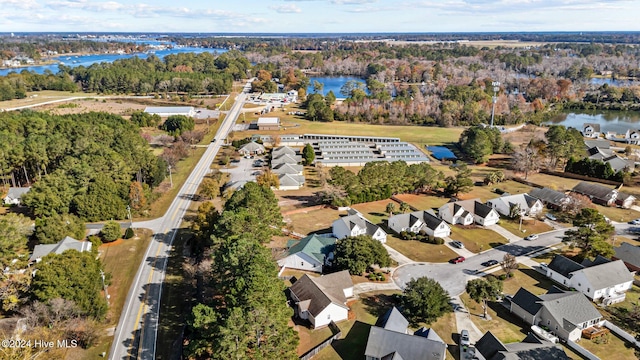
[2, 0, 640, 33]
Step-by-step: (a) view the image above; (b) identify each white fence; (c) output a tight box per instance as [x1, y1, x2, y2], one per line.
[566, 340, 600, 360]
[603, 320, 640, 349]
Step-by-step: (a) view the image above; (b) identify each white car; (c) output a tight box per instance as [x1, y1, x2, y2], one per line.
[451, 241, 465, 249]
[628, 219, 640, 225]
[460, 330, 470, 346]
[524, 234, 539, 241]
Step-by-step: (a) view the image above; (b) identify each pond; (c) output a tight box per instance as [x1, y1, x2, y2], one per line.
[427, 146, 457, 160]
[307, 76, 367, 97]
[546, 111, 640, 134]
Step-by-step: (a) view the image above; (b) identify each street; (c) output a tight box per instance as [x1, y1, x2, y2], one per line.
[108, 88, 248, 360]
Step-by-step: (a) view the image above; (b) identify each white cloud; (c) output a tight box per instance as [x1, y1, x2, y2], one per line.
[270, 4, 302, 13]
[3, 0, 40, 9]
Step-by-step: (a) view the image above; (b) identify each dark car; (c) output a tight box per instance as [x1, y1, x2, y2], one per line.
[450, 256, 466, 264]
[481, 260, 499, 267]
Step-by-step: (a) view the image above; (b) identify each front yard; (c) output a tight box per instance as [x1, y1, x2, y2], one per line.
[498, 218, 553, 238]
[284, 207, 342, 235]
[449, 226, 508, 253]
[386, 235, 458, 263]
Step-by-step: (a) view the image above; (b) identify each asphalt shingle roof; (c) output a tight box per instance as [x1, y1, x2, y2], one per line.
[289, 270, 352, 317]
[572, 182, 616, 203]
[365, 327, 447, 360]
[29, 236, 92, 262]
[547, 255, 585, 278]
[529, 188, 568, 207]
[376, 307, 409, 333]
[284, 234, 336, 264]
[614, 242, 640, 268]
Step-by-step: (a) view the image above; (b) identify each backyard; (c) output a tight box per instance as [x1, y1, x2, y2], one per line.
[393, 193, 448, 211]
[284, 207, 342, 235]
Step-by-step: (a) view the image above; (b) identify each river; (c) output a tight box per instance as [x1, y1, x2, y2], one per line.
[547, 111, 640, 134]
[0, 46, 227, 76]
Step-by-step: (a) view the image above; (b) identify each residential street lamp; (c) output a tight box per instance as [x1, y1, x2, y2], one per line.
[490, 81, 500, 128]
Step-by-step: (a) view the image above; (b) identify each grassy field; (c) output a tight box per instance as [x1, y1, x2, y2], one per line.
[393, 194, 448, 211]
[285, 207, 342, 235]
[499, 218, 553, 237]
[65, 230, 153, 359]
[352, 200, 395, 226]
[235, 106, 464, 146]
[460, 181, 532, 202]
[449, 226, 508, 253]
[495, 266, 555, 296]
[0, 90, 99, 109]
[386, 235, 458, 263]
[579, 333, 638, 360]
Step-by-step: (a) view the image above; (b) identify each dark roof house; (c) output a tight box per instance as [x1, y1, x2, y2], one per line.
[571, 182, 617, 206]
[289, 270, 353, 328]
[475, 331, 569, 360]
[613, 242, 640, 272]
[529, 188, 569, 209]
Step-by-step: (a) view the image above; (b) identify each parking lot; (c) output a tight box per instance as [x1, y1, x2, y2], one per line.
[220, 155, 266, 190]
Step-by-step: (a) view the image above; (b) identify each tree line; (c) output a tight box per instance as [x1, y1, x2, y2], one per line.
[184, 182, 298, 359]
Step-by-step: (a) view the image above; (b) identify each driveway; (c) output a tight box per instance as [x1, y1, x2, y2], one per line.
[392, 228, 570, 296]
[443, 237, 476, 258]
[485, 224, 522, 243]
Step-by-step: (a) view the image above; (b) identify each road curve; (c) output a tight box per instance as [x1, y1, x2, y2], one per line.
[109, 90, 248, 360]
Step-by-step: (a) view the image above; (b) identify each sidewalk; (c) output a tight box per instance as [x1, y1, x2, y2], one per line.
[450, 295, 484, 343]
[384, 244, 414, 266]
[485, 224, 522, 243]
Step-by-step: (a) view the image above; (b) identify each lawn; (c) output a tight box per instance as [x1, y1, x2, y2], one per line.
[285, 207, 342, 235]
[594, 204, 639, 223]
[430, 312, 458, 360]
[612, 236, 640, 247]
[352, 200, 395, 226]
[0, 90, 99, 109]
[393, 194, 449, 211]
[459, 293, 527, 344]
[449, 226, 508, 253]
[498, 218, 553, 238]
[494, 266, 555, 296]
[523, 173, 582, 191]
[66, 230, 153, 359]
[579, 333, 638, 360]
[235, 106, 464, 146]
[386, 235, 458, 263]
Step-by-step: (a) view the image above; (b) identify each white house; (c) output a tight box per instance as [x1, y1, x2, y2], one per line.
[388, 210, 451, 238]
[626, 129, 640, 145]
[277, 235, 337, 273]
[289, 270, 353, 329]
[238, 141, 265, 155]
[332, 210, 387, 243]
[3, 187, 30, 205]
[486, 193, 543, 217]
[582, 123, 601, 138]
[438, 199, 500, 226]
[277, 174, 305, 191]
[545, 255, 634, 305]
[272, 163, 304, 176]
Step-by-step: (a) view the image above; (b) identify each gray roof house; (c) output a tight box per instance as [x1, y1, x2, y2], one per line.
[486, 193, 543, 217]
[332, 210, 388, 243]
[571, 182, 636, 208]
[438, 199, 500, 226]
[584, 139, 610, 150]
[509, 287, 603, 342]
[29, 236, 92, 263]
[475, 331, 569, 360]
[289, 270, 353, 329]
[529, 188, 569, 209]
[544, 255, 634, 305]
[365, 307, 447, 360]
[3, 187, 30, 205]
[271, 163, 304, 175]
[388, 210, 451, 238]
[277, 174, 305, 191]
[582, 123, 601, 138]
[613, 242, 640, 272]
[272, 153, 303, 165]
[238, 141, 265, 155]
[277, 234, 337, 273]
[272, 146, 298, 158]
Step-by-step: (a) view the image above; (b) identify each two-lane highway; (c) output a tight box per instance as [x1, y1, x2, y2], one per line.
[109, 90, 248, 360]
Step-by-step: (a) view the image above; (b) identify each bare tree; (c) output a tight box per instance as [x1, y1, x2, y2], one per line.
[511, 144, 541, 179]
[501, 254, 518, 277]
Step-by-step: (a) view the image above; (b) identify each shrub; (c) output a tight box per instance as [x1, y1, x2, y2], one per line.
[368, 273, 376, 281]
[498, 274, 507, 280]
[433, 237, 445, 245]
[123, 227, 135, 239]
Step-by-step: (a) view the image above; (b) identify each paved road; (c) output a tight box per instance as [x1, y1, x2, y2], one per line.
[393, 228, 571, 296]
[109, 89, 248, 360]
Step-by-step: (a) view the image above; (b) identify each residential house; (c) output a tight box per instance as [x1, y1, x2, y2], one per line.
[582, 123, 601, 138]
[475, 331, 570, 360]
[509, 287, 603, 342]
[626, 129, 640, 145]
[29, 236, 92, 263]
[271, 163, 304, 176]
[277, 174, 305, 191]
[438, 199, 500, 226]
[613, 242, 640, 272]
[585, 144, 634, 173]
[238, 141, 265, 155]
[571, 182, 636, 208]
[332, 209, 388, 243]
[277, 234, 337, 273]
[272, 146, 298, 158]
[288, 270, 353, 329]
[272, 153, 302, 166]
[529, 187, 570, 210]
[486, 193, 543, 217]
[584, 139, 611, 150]
[364, 307, 447, 360]
[3, 187, 30, 205]
[544, 255, 634, 305]
[388, 210, 451, 238]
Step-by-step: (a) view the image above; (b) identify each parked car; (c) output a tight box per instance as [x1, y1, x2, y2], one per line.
[460, 330, 470, 346]
[481, 260, 499, 267]
[451, 240, 465, 249]
[628, 218, 640, 225]
[539, 262, 548, 269]
[524, 234, 539, 241]
[450, 256, 466, 264]
[545, 213, 557, 221]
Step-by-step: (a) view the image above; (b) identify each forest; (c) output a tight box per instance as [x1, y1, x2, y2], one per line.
[0, 110, 166, 221]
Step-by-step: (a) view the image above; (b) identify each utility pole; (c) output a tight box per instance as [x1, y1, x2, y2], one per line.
[100, 269, 109, 305]
[490, 81, 500, 128]
[168, 165, 173, 188]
